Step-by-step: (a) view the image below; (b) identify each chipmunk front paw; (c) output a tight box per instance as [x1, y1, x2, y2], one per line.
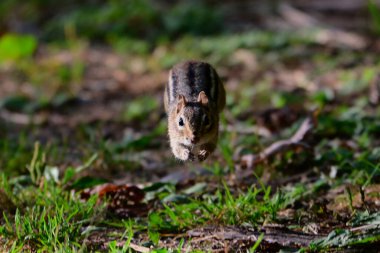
[182, 148, 195, 161]
[174, 145, 194, 161]
[198, 149, 210, 162]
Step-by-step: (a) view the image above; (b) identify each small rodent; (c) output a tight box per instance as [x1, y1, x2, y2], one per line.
[164, 61, 226, 161]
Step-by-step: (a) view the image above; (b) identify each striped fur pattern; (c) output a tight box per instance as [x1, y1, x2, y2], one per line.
[165, 61, 225, 112]
[165, 61, 226, 162]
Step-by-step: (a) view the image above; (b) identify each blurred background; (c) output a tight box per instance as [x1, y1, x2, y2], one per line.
[0, 0, 380, 180]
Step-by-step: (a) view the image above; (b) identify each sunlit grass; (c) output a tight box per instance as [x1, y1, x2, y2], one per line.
[1, 23, 380, 252]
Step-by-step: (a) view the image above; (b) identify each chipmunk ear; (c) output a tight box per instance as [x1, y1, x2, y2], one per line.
[176, 94, 186, 113]
[197, 91, 208, 106]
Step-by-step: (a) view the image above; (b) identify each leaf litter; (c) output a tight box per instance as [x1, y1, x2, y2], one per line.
[1, 2, 380, 252]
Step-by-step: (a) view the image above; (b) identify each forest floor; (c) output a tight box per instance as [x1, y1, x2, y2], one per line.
[1, 3, 380, 252]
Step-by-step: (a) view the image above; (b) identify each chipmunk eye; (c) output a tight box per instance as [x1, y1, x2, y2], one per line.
[178, 117, 184, 127]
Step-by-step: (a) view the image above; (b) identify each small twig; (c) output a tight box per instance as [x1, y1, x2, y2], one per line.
[0, 110, 45, 125]
[241, 115, 316, 169]
[187, 225, 321, 247]
[128, 242, 151, 253]
[350, 223, 380, 232]
[190, 234, 218, 243]
[113, 241, 151, 253]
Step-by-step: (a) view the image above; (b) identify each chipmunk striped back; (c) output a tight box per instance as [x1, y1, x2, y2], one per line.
[164, 60, 226, 162]
[166, 61, 225, 111]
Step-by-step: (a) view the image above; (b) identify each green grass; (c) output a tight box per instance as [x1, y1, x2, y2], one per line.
[0, 142, 295, 251]
[1, 116, 379, 251]
[1, 24, 380, 252]
[0, 143, 104, 252]
[148, 183, 281, 232]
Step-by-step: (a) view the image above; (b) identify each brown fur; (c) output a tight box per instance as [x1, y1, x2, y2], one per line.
[165, 61, 225, 161]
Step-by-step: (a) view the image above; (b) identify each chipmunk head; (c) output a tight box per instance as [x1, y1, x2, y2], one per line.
[173, 91, 215, 146]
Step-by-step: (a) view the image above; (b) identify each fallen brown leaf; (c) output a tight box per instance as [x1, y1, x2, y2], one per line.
[82, 184, 148, 218]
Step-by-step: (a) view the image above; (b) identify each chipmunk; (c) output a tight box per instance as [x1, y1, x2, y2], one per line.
[164, 61, 226, 161]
